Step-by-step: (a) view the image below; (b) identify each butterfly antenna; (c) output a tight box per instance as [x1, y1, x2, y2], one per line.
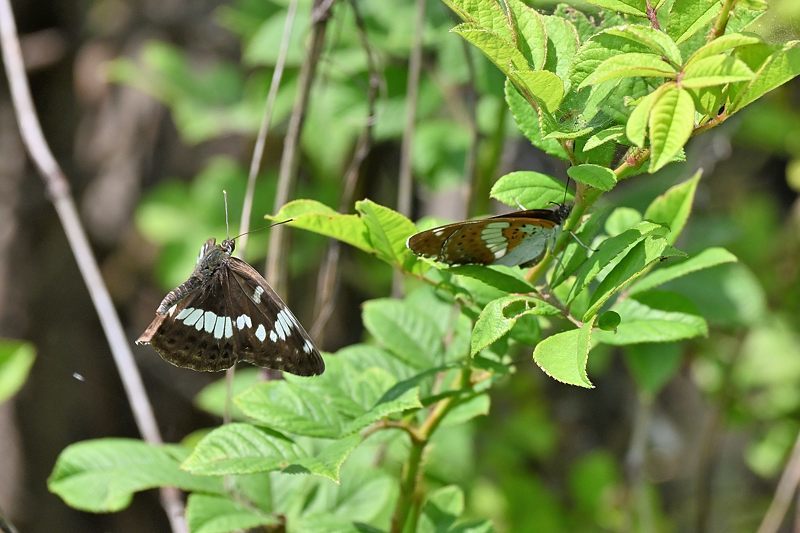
[231, 219, 293, 241]
[563, 176, 571, 205]
[222, 190, 231, 240]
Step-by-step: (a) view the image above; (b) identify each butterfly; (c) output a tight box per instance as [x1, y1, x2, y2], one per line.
[136, 237, 324, 376]
[406, 203, 572, 267]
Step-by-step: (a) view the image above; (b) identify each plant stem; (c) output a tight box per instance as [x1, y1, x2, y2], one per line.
[708, 0, 737, 42]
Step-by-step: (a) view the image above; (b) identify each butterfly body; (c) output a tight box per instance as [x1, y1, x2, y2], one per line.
[407, 204, 571, 267]
[137, 238, 324, 376]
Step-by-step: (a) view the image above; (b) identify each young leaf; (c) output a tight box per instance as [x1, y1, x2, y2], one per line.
[452, 24, 529, 79]
[471, 295, 561, 356]
[182, 424, 360, 482]
[578, 53, 677, 89]
[623, 343, 683, 396]
[730, 41, 800, 114]
[583, 233, 671, 320]
[542, 14, 579, 89]
[643, 170, 701, 243]
[605, 25, 683, 66]
[597, 311, 621, 331]
[630, 246, 737, 294]
[0, 339, 35, 405]
[506, 0, 547, 70]
[362, 298, 443, 369]
[681, 54, 754, 88]
[48, 439, 222, 512]
[686, 32, 763, 65]
[626, 84, 670, 147]
[441, 0, 515, 42]
[567, 164, 617, 191]
[491, 170, 573, 208]
[512, 68, 565, 113]
[505, 80, 569, 159]
[593, 291, 708, 344]
[648, 84, 695, 172]
[186, 494, 279, 533]
[355, 199, 417, 267]
[587, 0, 647, 18]
[267, 199, 371, 253]
[584, 125, 627, 151]
[532, 319, 595, 388]
[666, 0, 721, 44]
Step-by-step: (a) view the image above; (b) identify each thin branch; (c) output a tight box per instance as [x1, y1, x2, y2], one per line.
[0, 1, 186, 530]
[265, 0, 336, 297]
[311, 0, 380, 342]
[645, 1, 661, 30]
[238, 0, 299, 254]
[758, 429, 800, 533]
[708, 0, 737, 41]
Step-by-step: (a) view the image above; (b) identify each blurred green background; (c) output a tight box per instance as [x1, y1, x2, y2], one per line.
[1, 0, 799, 531]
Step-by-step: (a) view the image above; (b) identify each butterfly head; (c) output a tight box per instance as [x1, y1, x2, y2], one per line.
[220, 238, 236, 256]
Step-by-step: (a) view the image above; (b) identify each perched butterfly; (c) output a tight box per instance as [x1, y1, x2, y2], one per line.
[407, 203, 572, 267]
[136, 237, 324, 376]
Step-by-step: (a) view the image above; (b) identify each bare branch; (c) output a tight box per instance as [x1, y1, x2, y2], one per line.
[758, 429, 800, 533]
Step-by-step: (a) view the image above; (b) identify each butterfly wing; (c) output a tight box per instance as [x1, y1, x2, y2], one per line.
[225, 257, 324, 376]
[136, 257, 324, 376]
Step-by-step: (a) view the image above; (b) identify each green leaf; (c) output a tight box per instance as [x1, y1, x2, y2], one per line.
[648, 84, 695, 172]
[418, 485, 468, 533]
[512, 68, 565, 113]
[186, 493, 279, 533]
[587, 0, 647, 17]
[597, 311, 621, 331]
[182, 424, 360, 482]
[682, 54, 754, 88]
[194, 368, 261, 419]
[362, 298, 443, 368]
[630, 246, 737, 294]
[542, 14, 579, 90]
[0, 339, 35, 404]
[643, 170, 701, 243]
[471, 295, 561, 356]
[441, 0, 515, 42]
[441, 394, 491, 427]
[491, 170, 574, 208]
[623, 343, 683, 396]
[605, 25, 683, 66]
[355, 199, 417, 267]
[533, 319, 594, 388]
[626, 84, 670, 147]
[686, 32, 763, 64]
[583, 233, 671, 320]
[578, 53, 677, 89]
[605, 207, 642, 236]
[593, 291, 707, 345]
[452, 24, 528, 79]
[567, 221, 666, 304]
[584, 125, 627, 151]
[730, 41, 800, 114]
[567, 164, 617, 192]
[48, 439, 222, 512]
[506, 0, 547, 70]
[448, 265, 535, 293]
[666, 0, 721, 44]
[505, 80, 568, 159]
[267, 199, 371, 253]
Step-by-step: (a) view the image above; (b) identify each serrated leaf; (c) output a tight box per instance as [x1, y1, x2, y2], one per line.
[730, 41, 800, 114]
[643, 170, 701, 243]
[267, 199, 371, 253]
[441, 0, 515, 41]
[625, 84, 670, 147]
[448, 264, 535, 293]
[491, 170, 573, 208]
[666, 0, 721, 44]
[623, 343, 683, 395]
[533, 319, 594, 388]
[471, 295, 561, 356]
[567, 164, 617, 191]
[182, 424, 360, 482]
[587, 0, 647, 17]
[648, 85, 695, 172]
[583, 234, 671, 320]
[682, 54, 754, 88]
[186, 494, 279, 533]
[513, 68, 565, 113]
[630, 246, 737, 294]
[505, 80, 568, 159]
[453, 24, 529, 80]
[0, 339, 35, 404]
[355, 199, 417, 267]
[605, 25, 682, 66]
[362, 298, 443, 368]
[48, 439, 222, 512]
[584, 125, 627, 151]
[506, 0, 547, 70]
[686, 32, 763, 64]
[542, 14, 579, 90]
[579, 53, 676, 89]
[593, 291, 707, 344]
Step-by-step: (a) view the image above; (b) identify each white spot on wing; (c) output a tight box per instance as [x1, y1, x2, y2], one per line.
[203, 311, 217, 333]
[176, 307, 193, 321]
[236, 314, 252, 330]
[269, 330, 278, 342]
[224, 317, 233, 338]
[256, 324, 267, 342]
[183, 308, 203, 327]
[252, 286, 264, 304]
[167, 305, 177, 317]
[303, 339, 314, 354]
[433, 228, 445, 237]
[213, 316, 225, 339]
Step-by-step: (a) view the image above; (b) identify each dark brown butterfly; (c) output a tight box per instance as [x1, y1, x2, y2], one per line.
[406, 204, 571, 267]
[136, 238, 324, 376]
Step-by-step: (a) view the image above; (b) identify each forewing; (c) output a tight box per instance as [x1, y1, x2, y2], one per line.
[407, 221, 495, 265]
[226, 257, 324, 376]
